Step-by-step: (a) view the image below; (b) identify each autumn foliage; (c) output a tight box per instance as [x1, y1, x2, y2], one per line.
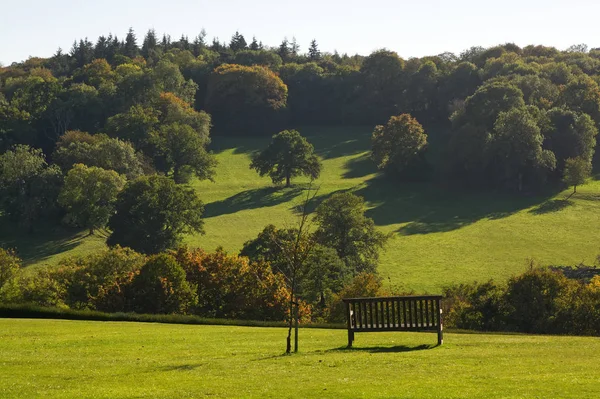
[173, 247, 292, 321]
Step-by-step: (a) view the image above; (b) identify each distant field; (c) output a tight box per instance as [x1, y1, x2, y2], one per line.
[0, 318, 598, 398]
[3, 126, 600, 291]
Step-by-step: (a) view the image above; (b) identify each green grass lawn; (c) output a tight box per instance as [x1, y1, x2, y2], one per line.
[0, 318, 598, 398]
[3, 126, 600, 291]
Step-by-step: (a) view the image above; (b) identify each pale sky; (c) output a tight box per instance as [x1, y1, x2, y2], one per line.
[1, 0, 600, 65]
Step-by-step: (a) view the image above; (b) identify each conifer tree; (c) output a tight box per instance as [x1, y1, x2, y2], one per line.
[124, 27, 139, 58]
[141, 29, 158, 58]
[161, 34, 171, 52]
[250, 36, 260, 51]
[278, 38, 291, 61]
[94, 36, 109, 60]
[290, 37, 300, 57]
[192, 30, 207, 55]
[308, 39, 321, 61]
[229, 31, 247, 52]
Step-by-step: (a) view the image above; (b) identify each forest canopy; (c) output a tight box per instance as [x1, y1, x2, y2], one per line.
[1, 29, 599, 195]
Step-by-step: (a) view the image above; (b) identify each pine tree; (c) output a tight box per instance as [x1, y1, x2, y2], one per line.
[124, 27, 139, 58]
[71, 38, 94, 68]
[210, 37, 223, 52]
[161, 34, 171, 51]
[142, 29, 158, 58]
[308, 39, 321, 61]
[249, 36, 259, 51]
[106, 34, 120, 62]
[94, 36, 109, 60]
[229, 31, 247, 52]
[176, 34, 190, 50]
[192, 29, 207, 55]
[278, 38, 291, 61]
[291, 37, 300, 57]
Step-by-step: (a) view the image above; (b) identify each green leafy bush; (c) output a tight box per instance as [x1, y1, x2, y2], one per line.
[0, 248, 21, 289]
[130, 253, 198, 314]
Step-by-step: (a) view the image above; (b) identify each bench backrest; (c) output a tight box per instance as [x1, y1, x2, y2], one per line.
[343, 295, 442, 332]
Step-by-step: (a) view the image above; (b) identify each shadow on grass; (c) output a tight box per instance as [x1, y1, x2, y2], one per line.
[253, 353, 293, 361]
[0, 217, 87, 266]
[208, 126, 372, 158]
[203, 186, 305, 218]
[342, 154, 378, 179]
[529, 199, 573, 215]
[159, 364, 205, 372]
[330, 344, 435, 353]
[352, 177, 558, 235]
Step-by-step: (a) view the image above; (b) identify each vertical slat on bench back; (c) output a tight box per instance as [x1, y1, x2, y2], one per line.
[430, 300, 435, 327]
[386, 300, 390, 328]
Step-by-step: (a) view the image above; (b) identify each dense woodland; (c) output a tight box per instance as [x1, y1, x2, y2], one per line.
[2, 29, 600, 335]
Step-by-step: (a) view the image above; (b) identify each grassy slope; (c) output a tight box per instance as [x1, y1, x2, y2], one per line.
[0, 318, 598, 398]
[190, 126, 600, 292]
[3, 126, 600, 291]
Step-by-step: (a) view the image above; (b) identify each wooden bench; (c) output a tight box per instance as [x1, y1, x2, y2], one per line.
[343, 295, 443, 347]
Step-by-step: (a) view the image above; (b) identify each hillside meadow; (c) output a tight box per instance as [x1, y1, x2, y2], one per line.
[2, 126, 600, 292]
[0, 318, 598, 398]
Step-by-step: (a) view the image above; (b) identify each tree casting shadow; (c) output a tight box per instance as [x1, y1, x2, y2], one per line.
[203, 186, 305, 218]
[529, 199, 573, 215]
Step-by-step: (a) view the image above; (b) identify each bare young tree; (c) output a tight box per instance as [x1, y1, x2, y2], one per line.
[271, 182, 319, 353]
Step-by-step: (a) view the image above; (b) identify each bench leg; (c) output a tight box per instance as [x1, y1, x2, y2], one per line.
[347, 330, 354, 348]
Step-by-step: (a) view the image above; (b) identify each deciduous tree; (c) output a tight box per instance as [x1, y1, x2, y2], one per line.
[250, 130, 321, 187]
[0, 145, 63, 232]
[371, 113, 428, 178]
[107, 175, 205, 254]
[314, 192, 388, 274]
[58, 164, 126, 234]
[563, 157, 592, 193]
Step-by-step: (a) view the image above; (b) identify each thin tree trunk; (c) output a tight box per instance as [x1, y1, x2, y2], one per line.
[294, 303, 299, 353]
[574, 185, 577, 194]
[285, 174, 291, 188]
[286, 287, 294, 354]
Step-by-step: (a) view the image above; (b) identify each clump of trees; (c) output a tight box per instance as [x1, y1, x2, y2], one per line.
[3, 30, 600, 193]
[241, 191, 388, 323]
[0, 246, 292, 321]
[443, 262, 600, 336]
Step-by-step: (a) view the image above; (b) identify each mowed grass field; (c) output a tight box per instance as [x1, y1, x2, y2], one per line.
[3, 126, 600, 291]
[0, 318, 598, 398]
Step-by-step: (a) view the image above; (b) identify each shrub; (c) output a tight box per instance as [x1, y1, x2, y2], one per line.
[174, 247, 289, 321]
[504, 265, 574, 333]
[55, 246, 146, 312]
[0, 248, 21, 289]
[129, 253, 198, 314]
[0, 270, 67, 308]
[327, 272, 383, 322]
[442, 281, 506, 331]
